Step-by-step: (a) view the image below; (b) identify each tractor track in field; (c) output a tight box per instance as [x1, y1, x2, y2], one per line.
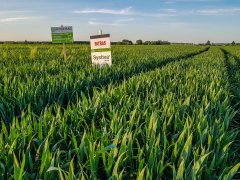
[221, 48, 240, 179]
[87, 47, 210, 97]
[222, 49, 240, 125]
[0, 47, 209, 126]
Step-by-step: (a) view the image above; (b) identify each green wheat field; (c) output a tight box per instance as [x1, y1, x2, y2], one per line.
[0, 44, 240, 179]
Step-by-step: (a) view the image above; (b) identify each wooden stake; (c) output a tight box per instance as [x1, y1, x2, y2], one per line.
[63, 43, 67, 61]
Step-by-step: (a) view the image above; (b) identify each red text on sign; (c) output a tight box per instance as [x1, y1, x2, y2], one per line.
[95, 41, 106, 46]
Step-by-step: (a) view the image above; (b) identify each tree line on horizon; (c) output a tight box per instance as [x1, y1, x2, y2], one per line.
[116, 39, 171, 45]
[0, 39, 239, 45]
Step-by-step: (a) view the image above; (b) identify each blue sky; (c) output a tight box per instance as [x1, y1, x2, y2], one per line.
[0, 0, 240, 43]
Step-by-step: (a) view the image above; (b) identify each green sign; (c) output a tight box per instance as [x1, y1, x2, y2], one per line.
[51, 26, 73, 44]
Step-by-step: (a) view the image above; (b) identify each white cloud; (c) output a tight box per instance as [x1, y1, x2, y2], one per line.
[88, 18, 134, 26]
[73, 7, 133, 15]
[0, 16, 45, 23]
[73, 6, 178, 17]
[162, 9, 178, 13]
[152, 7, 240, 16]
[139, 13, 178, 17]
[88, 21, 122, 26]
[73, 6, 240, 19]
[140, 9, 178, 17]
[0, 10, 31, 14]
[197, 8, 240, 15]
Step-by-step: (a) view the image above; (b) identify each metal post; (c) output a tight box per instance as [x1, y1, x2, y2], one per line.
[99, 29, 103, 35]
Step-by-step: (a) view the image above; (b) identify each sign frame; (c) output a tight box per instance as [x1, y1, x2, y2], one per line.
[51, 26, 73, 44]
[51, 25, 74, 61]
[90, 33, 112, 66]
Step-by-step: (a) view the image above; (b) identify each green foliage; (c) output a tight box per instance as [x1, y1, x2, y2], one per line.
[0, 44, 239, 179]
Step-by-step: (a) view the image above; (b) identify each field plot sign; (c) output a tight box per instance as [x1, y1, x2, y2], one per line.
[51, 26, 73, 44]
[90, 34, 112, 66]
[51, 25, 73, 61]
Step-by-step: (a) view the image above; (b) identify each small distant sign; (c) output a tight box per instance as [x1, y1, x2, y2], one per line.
[51, 26, 73, 44]
[90, 34, 112, 66]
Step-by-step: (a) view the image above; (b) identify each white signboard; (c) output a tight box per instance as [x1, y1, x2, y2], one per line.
[91, 51, 112, 66]
[90, 34, 112, 66]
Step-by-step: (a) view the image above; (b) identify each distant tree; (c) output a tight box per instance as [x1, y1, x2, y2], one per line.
[143, 41, 151, 45]
[142, 40, 170, 45]
[206, 40, 211, 46]
[150, 41, 157, 45]
[136, 39, 143, 45]
[122, 39, 133, 45]
[116, 41, 123, 45]
[232, 41, 236, 45]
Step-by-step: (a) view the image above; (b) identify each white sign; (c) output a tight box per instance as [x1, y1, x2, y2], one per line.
[90, 34, 112, 66]
[90, 34, 111, 50]
[91, 51, 112, 66]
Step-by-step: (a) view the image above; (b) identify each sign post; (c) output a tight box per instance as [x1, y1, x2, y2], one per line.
[90, 31, 112, 66]
[51, 25, 73, 61]
[63, 43, 67, 61]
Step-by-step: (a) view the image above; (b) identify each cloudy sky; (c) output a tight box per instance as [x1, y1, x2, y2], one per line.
[0, 0, 240, 43]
